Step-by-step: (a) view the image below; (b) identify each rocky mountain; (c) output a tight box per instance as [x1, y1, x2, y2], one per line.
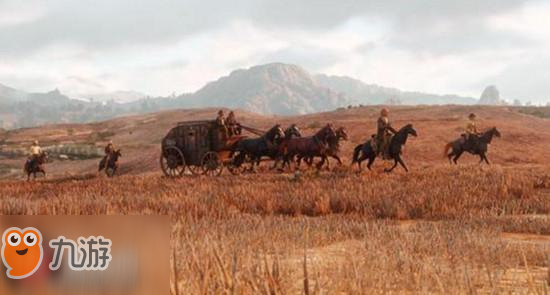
[1, 63, 487, 129]
[0, 83, 27, 104]
[479, 85, 506, 105]
[184, 63, 349, 115]
[314, 74, 478, 105]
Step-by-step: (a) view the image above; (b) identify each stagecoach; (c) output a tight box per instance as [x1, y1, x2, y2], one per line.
[160, 120, 246, 177]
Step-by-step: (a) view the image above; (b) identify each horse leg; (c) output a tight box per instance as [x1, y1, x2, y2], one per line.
[447, 150, 455, 164]
[395, 155, 409, 172]
[384, 159, 398, 173]
[481, 153, 490, 165]
[366, 155, 376, 171]
[453, 150, 464, 165]
[316, 156, 326, 170]
[332, 155, 343, 166]
[306, 156, 314, 167]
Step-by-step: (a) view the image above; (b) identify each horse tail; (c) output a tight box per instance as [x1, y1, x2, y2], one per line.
[352, 144, 363, 164]
[444, 142, 452, 158]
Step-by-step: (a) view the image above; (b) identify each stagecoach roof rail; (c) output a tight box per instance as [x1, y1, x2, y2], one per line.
[176, 120, 215, 126]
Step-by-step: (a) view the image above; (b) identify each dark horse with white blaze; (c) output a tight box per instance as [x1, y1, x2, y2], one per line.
[234, 124, 286, 171]
[444, 127, 501, 164]
[24, 152, 48, 181]
[274, 124, 336, 171]
[352, 124, 417, 172]
[99, 149, 122, 177]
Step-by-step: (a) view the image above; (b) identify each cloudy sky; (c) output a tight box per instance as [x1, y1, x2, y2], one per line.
[0, 0, 549, 103]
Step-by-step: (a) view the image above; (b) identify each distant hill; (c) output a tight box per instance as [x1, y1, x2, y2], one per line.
[79, 90, 149, 103]
[314, 74, 478, 105]
[183, 63, 350, 115]
[479, 85, 507, 105]
[1, 63, 487, 129]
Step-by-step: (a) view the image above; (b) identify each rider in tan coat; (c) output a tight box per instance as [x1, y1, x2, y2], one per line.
[216, 110, 228, 140]
[29, 140, 42, 159]
[462, 113, 479, 145]
[226, 111, 241, 136]
[376, 108, 397, 159]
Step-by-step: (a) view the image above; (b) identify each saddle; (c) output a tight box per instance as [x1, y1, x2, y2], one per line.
[369, 134, 393, 156]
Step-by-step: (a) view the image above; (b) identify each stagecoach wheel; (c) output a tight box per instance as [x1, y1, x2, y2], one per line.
[226, 153, 246, 175]
[160, 146, 186, 177]
[188, 165, 203, 176]
[201, 152, 223, 176]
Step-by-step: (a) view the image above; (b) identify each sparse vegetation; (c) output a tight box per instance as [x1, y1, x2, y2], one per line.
[0, 106, 549, 293]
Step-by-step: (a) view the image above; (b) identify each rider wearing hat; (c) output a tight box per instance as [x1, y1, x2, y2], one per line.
[216, 110, 228, 140]
[26, 140, 42, 169]
[104, 140, 115, 155]
[463, 113, 479, 146]
[102, 140, 115, 166]
[226, 111, 239, 136]
[376, 108, 397, 159]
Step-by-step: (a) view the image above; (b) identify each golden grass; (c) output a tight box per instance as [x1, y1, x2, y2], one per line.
[0, 165, 549, 293]
[1, 106, 550, 293]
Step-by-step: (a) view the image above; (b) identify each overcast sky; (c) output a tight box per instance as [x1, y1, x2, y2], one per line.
[0, 0, 549, 103]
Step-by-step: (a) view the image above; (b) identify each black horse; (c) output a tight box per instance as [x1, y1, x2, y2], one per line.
[444, 127, 501, 164]
[283, 124, 302, 140]
[234, 124, 285, 171]
[352, 124, 417, 172]
[24, 152, 48, 181]
[99, 149, 122, 177]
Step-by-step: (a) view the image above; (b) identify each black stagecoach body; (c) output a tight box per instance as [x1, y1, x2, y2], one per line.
[160, 120, 245, 177]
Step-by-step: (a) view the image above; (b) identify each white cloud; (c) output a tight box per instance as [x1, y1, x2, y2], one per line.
[0, 0, 549, 104]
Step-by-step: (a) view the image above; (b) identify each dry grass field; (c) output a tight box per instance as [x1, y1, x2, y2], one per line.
[0, 105, 549, 293]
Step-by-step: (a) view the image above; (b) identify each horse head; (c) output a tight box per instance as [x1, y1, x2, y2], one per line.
[315, 124, 336, 143]
[335, 127, 348, 140]
[402, 124, 418, 137]
[285, 124, 302, 139]
[266, 124, 285, 142]
[111, 149, 122, 161]
[492, 127, 501, 138]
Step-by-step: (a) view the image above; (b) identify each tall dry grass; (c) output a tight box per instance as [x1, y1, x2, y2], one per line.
[0, 165, 549, 293]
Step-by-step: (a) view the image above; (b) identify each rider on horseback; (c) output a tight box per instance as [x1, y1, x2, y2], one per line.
[29, 140, 42, 159]
[103, 140, 115, 165]
[376, 108, 397, 159]
[462, 113, 479, 148]
[26, 140, 42, 167]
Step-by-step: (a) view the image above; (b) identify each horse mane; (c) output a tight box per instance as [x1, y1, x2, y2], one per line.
[314, 124, 332, 137]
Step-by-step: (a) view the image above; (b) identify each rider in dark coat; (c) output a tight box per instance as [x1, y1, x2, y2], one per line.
[102, 140, 115, 166]
[226, 111, 239, 136]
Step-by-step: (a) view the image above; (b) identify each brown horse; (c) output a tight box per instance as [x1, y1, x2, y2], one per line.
[24, 152, 48, 181]
[99, 149, 122, 177]
[298, 126, 348, 170]
[274, 124, 336, 171]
